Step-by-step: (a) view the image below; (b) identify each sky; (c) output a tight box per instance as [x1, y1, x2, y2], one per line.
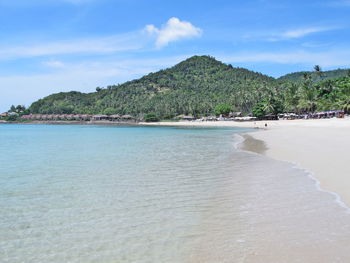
[1, 0, 350, 112]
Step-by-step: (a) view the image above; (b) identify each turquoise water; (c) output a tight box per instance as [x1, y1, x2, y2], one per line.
[0, 124, 249, 262]
[2, 124, 350, 263]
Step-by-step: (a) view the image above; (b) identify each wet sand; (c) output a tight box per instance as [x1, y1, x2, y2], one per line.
[240, 134, 267, 154]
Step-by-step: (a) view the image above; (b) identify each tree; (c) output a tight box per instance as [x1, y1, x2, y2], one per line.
[10, 105, 16, 112]
[15, 105, 26, 113]
[252, 98, 283, 119]
[103, 107, 117, 115]
[282, 83, 299, 112]
[214, 104, 232, 116]
[314, 65, 321, 73]
[252, 101, 266, 119]
[314, 65, 323, 80]
[342, 96, 350, 114]
[298, 82, 317, 113]
[9, 105, 26, 114]
[303, 73, 311, 81]
[5, 112, 19, 121]
[144, 113, 159, 122]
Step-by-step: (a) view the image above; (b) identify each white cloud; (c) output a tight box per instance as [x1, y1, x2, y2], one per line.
[243, 26, 336, 42]
[43, 60, 65, 68]
[281, 27, 332, 38]
[0, 18, 200, 60]
[145, 24, 159, 34]
[145, 17, 202, 48]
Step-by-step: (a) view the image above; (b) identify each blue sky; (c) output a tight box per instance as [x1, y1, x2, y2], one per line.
[1, 0, 350, 112]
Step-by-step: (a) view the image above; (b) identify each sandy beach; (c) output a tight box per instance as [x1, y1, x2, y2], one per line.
[243, 118, 350, 208]
[142, 117, 350, 207]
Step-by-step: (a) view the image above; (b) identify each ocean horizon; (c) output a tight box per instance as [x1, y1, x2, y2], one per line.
[1, 124, 350, 263]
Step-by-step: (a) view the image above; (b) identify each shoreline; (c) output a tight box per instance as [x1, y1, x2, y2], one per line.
[146, 118, 350, 208]
[238, 118, 350, 207]
[238, 133, 350, 211]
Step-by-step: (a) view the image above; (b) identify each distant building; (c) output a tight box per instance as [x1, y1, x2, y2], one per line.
[20, 113, 137, 122]
[229, 112, 242, 117]
[92, 115, 109, 121]
[174, 114, 196, 121]
[0, 113, 8, 118]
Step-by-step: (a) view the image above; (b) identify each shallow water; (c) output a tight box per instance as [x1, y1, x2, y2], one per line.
[1, 124, 350, 263]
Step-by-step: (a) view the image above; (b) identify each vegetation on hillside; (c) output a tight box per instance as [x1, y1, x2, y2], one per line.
[279, 76, 350, 114]
[28, 56, 277, 118]
[214, 104, 232, 116]
[25, 55, 350, 119]
[278, 67, 350, 83]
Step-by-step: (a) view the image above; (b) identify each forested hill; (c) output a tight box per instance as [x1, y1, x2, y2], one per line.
[278, 68, 350, 83]
[28, 55, 350, 118]
[29, 56, 278, 118]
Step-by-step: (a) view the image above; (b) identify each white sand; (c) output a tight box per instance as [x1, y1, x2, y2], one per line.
[244, 118, 350, 207]
[142, 117, 350, 206]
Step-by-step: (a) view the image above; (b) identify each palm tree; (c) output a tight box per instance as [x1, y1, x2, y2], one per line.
[298, 82, 317, 113]
[303, 72, 311, 82]
[262, 101, 275, 115]
[342, 97, 350, 114]
[314, 65, 321, 72]
[283, 83, 299, 112]
[314, 65, 323, 80]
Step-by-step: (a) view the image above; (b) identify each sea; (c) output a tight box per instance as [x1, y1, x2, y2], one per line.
[1, 124, 350, 263]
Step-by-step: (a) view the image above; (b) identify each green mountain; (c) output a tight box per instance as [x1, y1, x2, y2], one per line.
[29, 56, 278, 118]
[27, 55, 350, 118]
[278, 68, 350, 83]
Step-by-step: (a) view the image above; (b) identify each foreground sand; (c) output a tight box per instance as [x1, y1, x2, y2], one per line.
[142, 118, 350, 206]
[242, 118, 350, 207]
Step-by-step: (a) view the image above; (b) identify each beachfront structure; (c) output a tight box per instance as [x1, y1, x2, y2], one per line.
[109, 114, 121, 120]
[174, 114, 196, 121]
[0, 113, 8, 118]
[91, 115, 109, 121]
[234, 116, 257, 121]
[263, 114, 278, 120]
[229, 112, 242, 117]
[201, 116, 217, 121]
[21, 114, 93, 121]
[310, 110, 345, 119]
[121, 114, 132, 119]
[20, 114, 136, 122]
[278, 113, 299, 120]
[278, 110, 345, 120]
[92, 114, 136, 122]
